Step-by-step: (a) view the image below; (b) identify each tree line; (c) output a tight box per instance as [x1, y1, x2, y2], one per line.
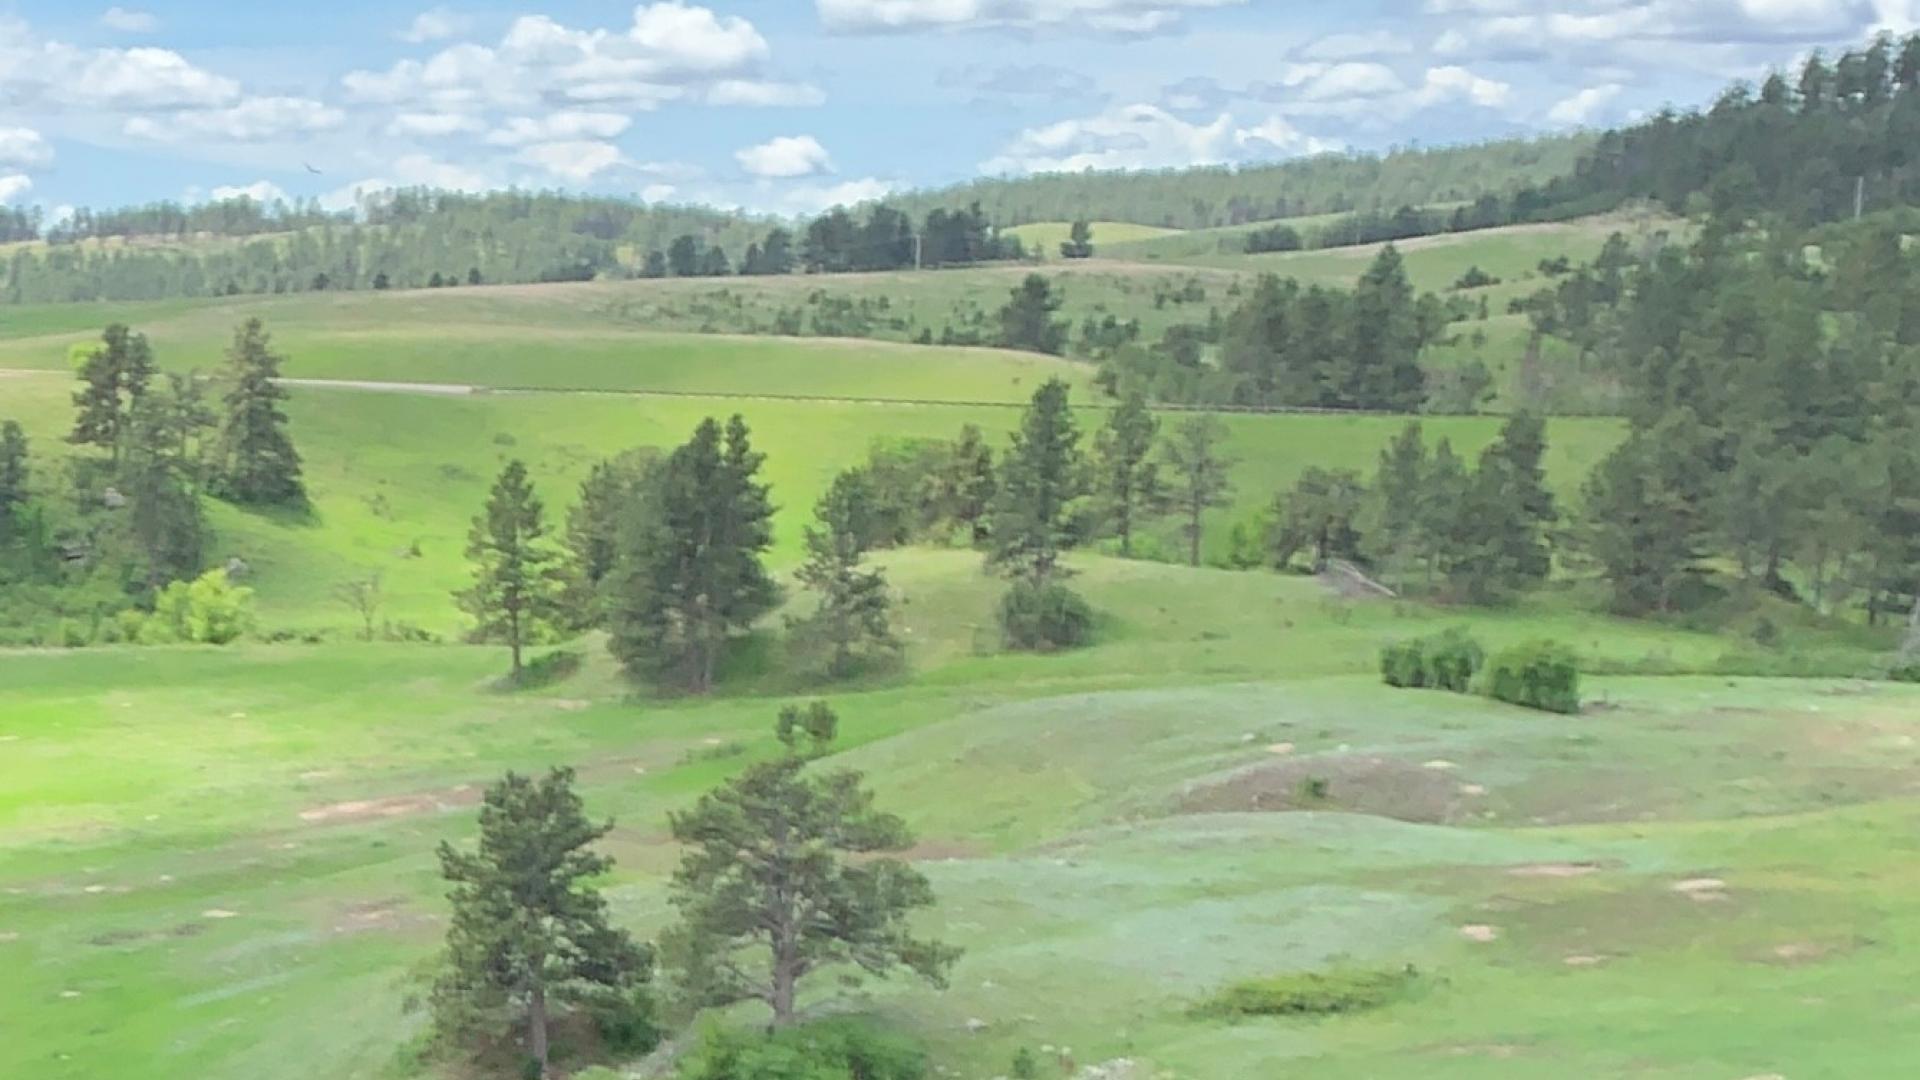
[0, 321, 304, 643]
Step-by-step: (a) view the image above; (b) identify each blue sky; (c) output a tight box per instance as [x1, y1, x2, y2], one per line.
[1, 1, 1916, 217]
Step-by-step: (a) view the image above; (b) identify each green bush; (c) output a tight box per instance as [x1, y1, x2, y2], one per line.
[1380, 629, 1483, 692]
[679, 1017, 926, 1080]
[1196, 967, 1416, 1018]
[1480, 640, 1581, 714]
[999, 580, 1094, 652]
[137, 569, 256, 645]
[505, 648, 582, 690]
[584, 986, 662, 1057]
[1890, 661, 1920, 684]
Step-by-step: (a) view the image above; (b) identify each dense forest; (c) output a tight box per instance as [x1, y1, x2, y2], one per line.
[886, 136, 1595, 229]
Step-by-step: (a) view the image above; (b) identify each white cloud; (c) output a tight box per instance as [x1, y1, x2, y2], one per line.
[778, 176, 894, 213]
[735, 134, 833, 178]
[817, 0, 1247, 34]
[706, 79, 827, 106]
[516, 140, 628, 181]
[0, 174, 31, 204]
[641, 183, 679, 202]
[386, 111, 486, 137]
[99, 7, 159, 33]
[210, 180, 290, 205]
[346, 2, 782, 114]
[1547, 83, 1624, 126]
[0, 128, 54, 170]
[125, 97, 345, 142]
[484, 111, 633, 146]
[400, 6, 468, 44]
[1415, 65, 1512, 108]
[980, 102, 1337, 174]
[1298, 30, 1413, 60]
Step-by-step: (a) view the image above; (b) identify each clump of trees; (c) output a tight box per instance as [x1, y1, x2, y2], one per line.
[1060, 219, 1094, 259]
[0, 320, 305, 646]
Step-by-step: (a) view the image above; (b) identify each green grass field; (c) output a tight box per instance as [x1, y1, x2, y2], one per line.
[1004, 220, 1185, 253]
[8, 208, 1916, 1080]
[4, 548, 1914, 1080]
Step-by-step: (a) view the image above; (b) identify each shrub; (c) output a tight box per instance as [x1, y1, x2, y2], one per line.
[1380, 639, 1428, 688]
[1890, 661, 1920, 684]
[680, 1017, 926, 1080]
[1480, 640, 1581, 714]
[1424, 629, 1485, 693]
[139, 569, 256, 645]
[505, 648, 582, 690]
[999, 580, 1094, 652]
[1380, 629, 1483, 692]
[1196, 967, 1416, 1018]
[583, 986, 661, 1057]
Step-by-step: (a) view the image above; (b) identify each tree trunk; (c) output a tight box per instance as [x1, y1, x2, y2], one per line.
[508, 606, 523, 676]
[1118, 506, 1132, 558]
[528, 982, 549, 1077]
[1188, 501, 1202, 567]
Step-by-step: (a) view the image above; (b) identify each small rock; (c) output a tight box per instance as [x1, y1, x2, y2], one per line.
[1563, 955, 1605, 967]
[83, 885, 107, 894]
[60, 990, 82, 999]
[0, 931, 19, 942]
[965, 1017, 988, 1033]
[1671, 878, 1727, 894]
[1460, 924, 1499, 943]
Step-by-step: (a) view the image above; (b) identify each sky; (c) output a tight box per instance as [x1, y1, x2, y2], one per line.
[1, 0, 1917, 219]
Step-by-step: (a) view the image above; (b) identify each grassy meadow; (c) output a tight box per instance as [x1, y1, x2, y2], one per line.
[5, 208, 1917, 1080]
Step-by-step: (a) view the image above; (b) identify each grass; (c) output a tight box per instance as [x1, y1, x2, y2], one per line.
[1004, 220, 1185, 253]
[2, 554, 1914, 1080]
[0, 370, 1624, 634]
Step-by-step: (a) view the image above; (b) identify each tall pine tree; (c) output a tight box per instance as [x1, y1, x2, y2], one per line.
[1092, 391, 1159, 557]
[431, 769, 649, 1078]
[793, 468, 900, 678]
[607, 416, 779, 693]
[990, 379, 1085, 583]
[1160, 414, 1235, 567]
[457, 460, 564, 676]
[216, 318, 304, 505]
[69, 323, 156, 464]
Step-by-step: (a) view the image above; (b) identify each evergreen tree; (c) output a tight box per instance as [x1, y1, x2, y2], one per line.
[1060, 219, 1094, 259]
[1091, 392, 1160, 557]
[1577, 414, 1713, 613]
[0, 420, 28, 536]
[990, 379, 1085, 583]
[431, 769, 649, 1078]
[111, 391, 208, 594]
[760, 226, 796, 274]
[69, 324, 156, 463]
[563, 448, 658, 625]
[606, 416, 779, 693]
[457, 460, 565, 676]
[663, 727, 958, 1028]
[667, 234, 702, 277]
[793, 469, 900, 678]
[934, 424, 996, 542]
[997, 274, 1069, 355]
[1449, 414, 1556, 602]
[1160, 414, 1235, 567]
[1420, 438, 1470, 589]
[215, 318, 304, 505]
[1344, 246, 1427, 410]
[1267, 467, 1366, 570]
[1361, 422, 1428, 588]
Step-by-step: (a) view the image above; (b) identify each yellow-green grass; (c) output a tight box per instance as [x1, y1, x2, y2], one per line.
[0, 371, 1624, 633]
[2, 549, 1914, 1080]
[1098, 210, 1360, 262]
[1005, 220, 1185, 252]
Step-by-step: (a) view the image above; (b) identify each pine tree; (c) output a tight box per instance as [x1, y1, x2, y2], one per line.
[1267, 467, 1366, 570]
[793, 469, 900, 678]
[1092, 392, 1160, 557]
[432, 769, 648, 1078]
[606, 416, 779, 693]
[562, 448, 658, 626]
[112, 392, 208, 594]
[997, 274, 1069, 355]
[1577, 415, 1712, 614]
[0, 420, 27, 535]
[1361, 422, 1427, 588]
[936, 424, 996, 543]
[1060, 219, 1094, 259]
[1449, 414, 1556, 602]
[1160, 414, 1235, 567]
[990, 379, 1085, 583]
[1345, 246, 1427, 410]
[457, 460, 565, 676]
[662, 724, 958, 1028]
[216, 318, 304, 505]
[69, 324, 157, 464]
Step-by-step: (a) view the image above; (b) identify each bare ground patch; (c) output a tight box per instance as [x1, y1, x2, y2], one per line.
[297, 787, 478, 825]
[1174, 755, 1478, 825]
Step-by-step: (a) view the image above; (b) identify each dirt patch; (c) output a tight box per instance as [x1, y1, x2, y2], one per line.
[1176, 755, 1480, 825]
[1670, 877, 1729, 901]
[1765, 941, 1843, 965]
[297, 786, 476, 824]
[1459, 924, 1499, 943]
[1506, 862, 1608, 879]
[1563, 954, 1607, 967]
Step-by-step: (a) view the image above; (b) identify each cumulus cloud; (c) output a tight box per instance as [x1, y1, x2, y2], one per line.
[386, 111, 486, 137]
[0, 128, 54, 170]
[817, 0, 1246, 34]
[979, 102, 1339, 175]
[516, 140, 629, 181]
[125, 97, 345, 142]
[210, 180, 290, 204]
[940, 63, 1105, 104]
[484, 111, 633, 146]
[1547, 83, 1624, 126]
[1298, 30, 1414, 60]
[0, 174, 31, 204]
[100, 7, 159, 33]
[778, 176, 894, 213]
[735, 134, 834, 178]
[1415, 65, 1512, 108]
[0, 24, 241, 112]
[345, 2, 794, 115]
[400, 6, 469, 43]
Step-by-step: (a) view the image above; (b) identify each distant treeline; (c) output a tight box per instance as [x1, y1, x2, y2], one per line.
[885, 136, 1595, 230]
[637, 202, 1025, 279]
